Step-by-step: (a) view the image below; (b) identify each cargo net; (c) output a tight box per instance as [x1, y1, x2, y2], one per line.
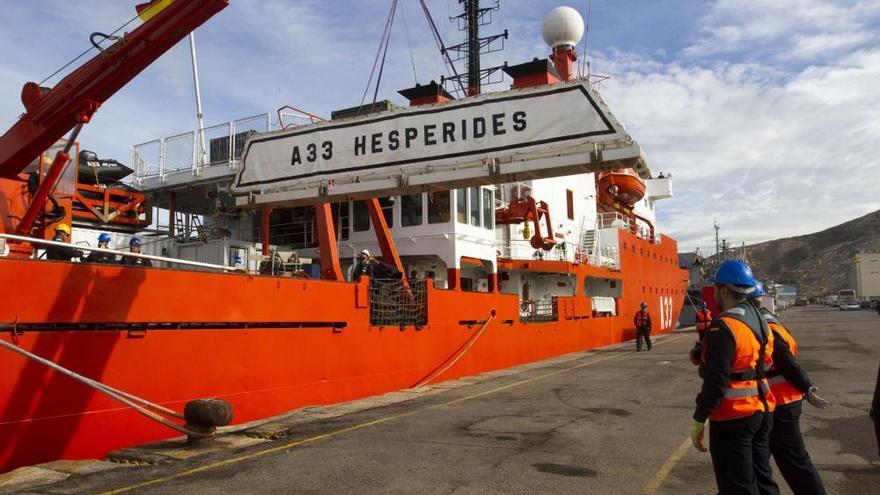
[369, 279, 427, 327]
[520, 298, 558, 322]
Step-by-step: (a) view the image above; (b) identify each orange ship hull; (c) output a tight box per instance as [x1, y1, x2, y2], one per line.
[0, 231, 686, 472]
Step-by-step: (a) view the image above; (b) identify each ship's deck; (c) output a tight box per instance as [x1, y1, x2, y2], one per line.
[2, 307, 878, 494]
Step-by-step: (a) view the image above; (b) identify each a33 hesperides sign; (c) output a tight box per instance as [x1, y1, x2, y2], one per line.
[233, 80, 648, 207]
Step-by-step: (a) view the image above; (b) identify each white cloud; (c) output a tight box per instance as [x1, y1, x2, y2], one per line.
[595, 46, 880, 252]
[685, 0, 880, 61]
[1, 0, 877, 259]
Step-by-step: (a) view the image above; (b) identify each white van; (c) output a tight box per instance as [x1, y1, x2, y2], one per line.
[838, 289, 860, 311]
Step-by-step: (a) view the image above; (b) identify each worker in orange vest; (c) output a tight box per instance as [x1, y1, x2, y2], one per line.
[691, 260, 779, 494]
[750, 283, 828, 495]
[872, 362, 880, 456]
[633, 302, 652, 351]
[695, 301, 712, 341]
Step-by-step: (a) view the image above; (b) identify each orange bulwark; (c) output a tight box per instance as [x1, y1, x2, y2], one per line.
[0, 230, 687, 472]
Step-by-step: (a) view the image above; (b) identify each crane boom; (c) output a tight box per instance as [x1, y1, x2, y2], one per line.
[0, 0, 229, 179]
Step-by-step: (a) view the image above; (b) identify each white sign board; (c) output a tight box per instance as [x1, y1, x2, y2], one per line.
[234, 80, 647, 207]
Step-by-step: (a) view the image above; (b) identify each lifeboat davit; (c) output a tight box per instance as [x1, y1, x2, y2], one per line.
[596, 169, 646, 207]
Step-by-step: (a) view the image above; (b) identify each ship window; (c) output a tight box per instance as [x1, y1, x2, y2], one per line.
[566, 189, 574, 220]
[482, 189, 493, 230]
[469, 187, 480, 225]
[379, 197, 393, 228]
[428, 190, 451, 224]
[352, 200, 369, 232]
[335, 202, 350, 240]
[456, 189, 467, 223]
[401, 194, 423, 227]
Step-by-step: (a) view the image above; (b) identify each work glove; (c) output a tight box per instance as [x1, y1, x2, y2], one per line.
[806, 386, 829, 409]
[691, 419, 707, 452]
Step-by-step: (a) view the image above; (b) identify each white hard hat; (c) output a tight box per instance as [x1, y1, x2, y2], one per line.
[359, 249, 370, 257]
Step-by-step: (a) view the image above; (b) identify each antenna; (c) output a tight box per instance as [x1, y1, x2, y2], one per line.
[714, 219, 720, 259]
[442, 1, 508, 97]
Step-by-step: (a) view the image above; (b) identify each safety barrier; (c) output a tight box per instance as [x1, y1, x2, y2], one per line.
[369, 278, 428, 327]
[520, 298, 557, 322]
[131, 113, 271, 184]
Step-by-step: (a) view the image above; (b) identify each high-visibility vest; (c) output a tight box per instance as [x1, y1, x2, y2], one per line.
[696, 310, 711, 331]
[635, 311, 650, 327]
[702, 306, 776, 421]
[763, 312, 805, 405]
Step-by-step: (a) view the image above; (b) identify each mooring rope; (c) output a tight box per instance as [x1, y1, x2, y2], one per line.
[413, 310, 496, 388]
[0, 338, 211, 438]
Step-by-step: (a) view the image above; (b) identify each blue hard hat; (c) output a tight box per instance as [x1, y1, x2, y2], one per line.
[750, 282, 766, 298]
[129, 237, 142, 246]
[98, 233, 111, 243]
[713, 259, 757, 293]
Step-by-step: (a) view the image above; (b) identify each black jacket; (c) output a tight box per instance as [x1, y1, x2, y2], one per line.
[45, 235, 83, 261]
[119, 255, 152, 267]
[85, 251, 116, 264]
[693, 302, 769, 423]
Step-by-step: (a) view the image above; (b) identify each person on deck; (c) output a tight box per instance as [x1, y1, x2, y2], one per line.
[118, 237, 152, 267]
[85, 233, 116, 264]
[44, 224, 83, 261]
[634, 302, 652, 352]
[750, 282, 828, 495]
[352, 249, 378, 282]
[690, 259, 779, 495]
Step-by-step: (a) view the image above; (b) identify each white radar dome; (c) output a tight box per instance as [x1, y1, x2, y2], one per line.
[541, 6, 585, 48]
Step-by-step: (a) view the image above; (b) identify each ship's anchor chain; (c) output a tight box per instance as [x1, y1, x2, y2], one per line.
[0, 338, 232, 440]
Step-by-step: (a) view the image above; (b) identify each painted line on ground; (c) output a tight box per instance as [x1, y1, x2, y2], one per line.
[642, 436, 693, 494]
[99, 333, 688, 494]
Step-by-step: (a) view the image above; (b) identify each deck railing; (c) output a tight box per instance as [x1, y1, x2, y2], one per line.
[520, 298, 557, 322]
[132, 113, 271, 185]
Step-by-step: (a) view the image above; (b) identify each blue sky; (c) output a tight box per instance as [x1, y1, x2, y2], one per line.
[1, 0, 878, 253]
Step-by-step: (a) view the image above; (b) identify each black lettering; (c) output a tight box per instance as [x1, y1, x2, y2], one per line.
[322, 141, 333, 160]
[354, 135, 366, 156]
[307, 143, 317, 162]
[442, 122, 455, 143]
[291, 146, 301, 165]
[424, 124, 437, 145]
[492, 113, 506, 135]
[461, 119, 468, 140]
[388, 130, 400, 151]
[473, 117, 486, 138]
[371, 132, 383, 153]
[512, 111, 527, 132]
[404, 127, 418, 148]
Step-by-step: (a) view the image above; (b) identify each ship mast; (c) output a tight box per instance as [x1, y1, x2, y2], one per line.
[444, 1, 507, 97]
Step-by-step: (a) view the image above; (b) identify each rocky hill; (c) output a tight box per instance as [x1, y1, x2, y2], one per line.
[743, 210, 880, 297]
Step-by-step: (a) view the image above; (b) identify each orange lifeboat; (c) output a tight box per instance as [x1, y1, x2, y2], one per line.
[596, 169, 646, 208]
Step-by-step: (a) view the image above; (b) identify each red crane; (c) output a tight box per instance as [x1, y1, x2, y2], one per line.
[0, 0, 228, 239]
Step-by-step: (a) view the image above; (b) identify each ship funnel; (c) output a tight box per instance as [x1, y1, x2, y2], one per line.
[542, 6, 584, 80]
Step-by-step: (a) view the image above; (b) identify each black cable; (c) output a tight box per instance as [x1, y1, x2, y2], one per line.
[38, 0, 170, 86]
[372, 1, 397, 106]
[89, 32, 121, 53]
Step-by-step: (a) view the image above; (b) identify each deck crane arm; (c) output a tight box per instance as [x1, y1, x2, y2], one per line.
[0, 0, 229, 180]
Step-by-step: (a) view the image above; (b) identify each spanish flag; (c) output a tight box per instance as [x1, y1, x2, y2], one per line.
[136, 0, 176, 22]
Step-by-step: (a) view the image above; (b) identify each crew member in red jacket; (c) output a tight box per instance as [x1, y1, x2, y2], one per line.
[634, 302, 652, 352]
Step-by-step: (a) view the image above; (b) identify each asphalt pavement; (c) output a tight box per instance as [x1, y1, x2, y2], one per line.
[4, 306, 879, 494]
